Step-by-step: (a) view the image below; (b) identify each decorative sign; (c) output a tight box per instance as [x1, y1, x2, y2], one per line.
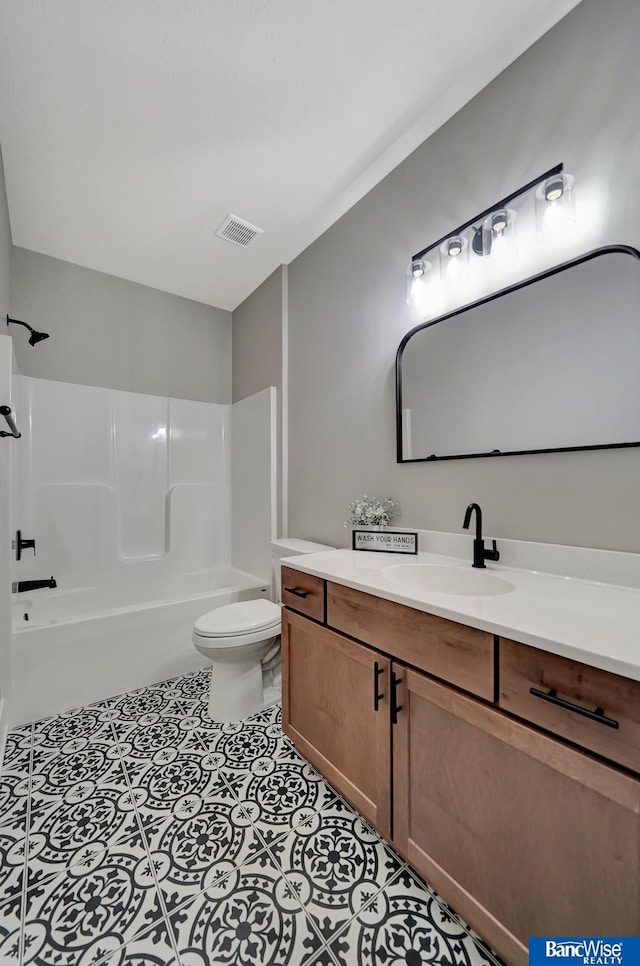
[352, 530, 418, 554]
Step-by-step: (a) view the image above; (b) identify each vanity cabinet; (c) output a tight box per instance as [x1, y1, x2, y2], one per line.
[282, 608, 391, 837]
[281, 571, 640, 966]
[393, 667, 640, 965]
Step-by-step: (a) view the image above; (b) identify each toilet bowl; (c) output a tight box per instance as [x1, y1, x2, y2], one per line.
[193, 598, 282, 722]
[192, 538, 334, 722]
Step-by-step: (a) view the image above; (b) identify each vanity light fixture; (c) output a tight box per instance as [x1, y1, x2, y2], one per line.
[471, 226, 487, 257]
[405, 257, 431, 306]
[491, 211, 508, 233]
[447, 238, 463, 257]
[544, 176, 565, 202]
[407, 163, 575, 308]
[440, 235, 469, 282]
[536, 172, 576, 241]
[472, 209, 514, 257]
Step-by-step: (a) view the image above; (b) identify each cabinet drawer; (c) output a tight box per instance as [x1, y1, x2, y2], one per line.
[281, 566, 325, 622]
[500, 638, 640, 773]
[327, 581, 494, 701]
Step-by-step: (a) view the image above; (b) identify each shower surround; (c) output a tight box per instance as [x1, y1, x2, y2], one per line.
[7, 376, 275, 726]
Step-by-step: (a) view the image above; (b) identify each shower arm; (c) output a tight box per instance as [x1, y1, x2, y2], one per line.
[6, 315, 33, 335]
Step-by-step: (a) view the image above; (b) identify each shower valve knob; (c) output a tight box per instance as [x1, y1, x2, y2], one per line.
[13, 530, 36, 561]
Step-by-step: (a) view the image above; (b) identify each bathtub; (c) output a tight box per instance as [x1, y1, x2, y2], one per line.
[11, 567, 270, 726]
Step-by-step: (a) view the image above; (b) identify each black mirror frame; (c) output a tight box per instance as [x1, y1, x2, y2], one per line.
[396, 244, 640, 463]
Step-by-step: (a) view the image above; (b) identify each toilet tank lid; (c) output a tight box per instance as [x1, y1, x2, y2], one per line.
[271, 538, 335, 556]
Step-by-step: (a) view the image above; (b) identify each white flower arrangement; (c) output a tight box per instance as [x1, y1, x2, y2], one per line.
[344, 495, 399, 529]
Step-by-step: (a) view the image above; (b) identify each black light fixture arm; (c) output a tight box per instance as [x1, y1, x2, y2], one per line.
[411, 162, 563, 263]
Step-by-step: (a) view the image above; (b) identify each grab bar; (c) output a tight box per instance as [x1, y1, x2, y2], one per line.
[0, 405, 21, 439]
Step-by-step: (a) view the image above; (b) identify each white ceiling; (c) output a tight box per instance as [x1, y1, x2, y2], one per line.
[0, 0, 582, 311]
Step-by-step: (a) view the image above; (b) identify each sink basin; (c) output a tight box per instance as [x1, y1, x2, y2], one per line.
[382, 564, 515, 597]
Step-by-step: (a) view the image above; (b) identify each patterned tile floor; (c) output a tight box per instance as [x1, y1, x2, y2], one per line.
[0, 669, 502, 966]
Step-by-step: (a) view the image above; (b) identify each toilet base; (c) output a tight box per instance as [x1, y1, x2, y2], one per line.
[263, 683, 281, 708]
[207, 655, 267, 723]
[206, 670, 282, 723]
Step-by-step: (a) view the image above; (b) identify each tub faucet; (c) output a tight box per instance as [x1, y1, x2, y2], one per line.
[462, 503, 500, 569]
[12, 576, 57, 593]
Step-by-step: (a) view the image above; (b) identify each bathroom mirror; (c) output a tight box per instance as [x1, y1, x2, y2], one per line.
[396, 246, 640, 461]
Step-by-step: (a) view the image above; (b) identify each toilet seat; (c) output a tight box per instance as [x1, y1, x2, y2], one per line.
[193, 598, 281, 640]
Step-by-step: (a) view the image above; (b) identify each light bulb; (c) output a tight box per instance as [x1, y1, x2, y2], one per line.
[544, 176, 565, 202]
[445, 255, 461, 282]
[491, 211, 508, 234]
[535, 172, 575, 242]
[541, 201, 571, 239]
[408, 274, 429, 311]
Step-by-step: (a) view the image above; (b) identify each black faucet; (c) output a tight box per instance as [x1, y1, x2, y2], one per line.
[12, 577, 57, 593]
[462, 503, 500, 569]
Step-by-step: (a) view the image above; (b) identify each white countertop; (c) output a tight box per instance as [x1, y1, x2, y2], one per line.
[281, 548, 640, 681]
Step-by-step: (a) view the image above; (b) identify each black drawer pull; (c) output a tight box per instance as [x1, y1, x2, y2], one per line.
[391, 672, 403, 725]
[529, 687, 619, 729]
[373, 662, 384, 711]
[284, 586, 308, 599]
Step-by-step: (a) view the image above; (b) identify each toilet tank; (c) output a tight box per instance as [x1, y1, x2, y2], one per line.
[270, 538, 335, 602]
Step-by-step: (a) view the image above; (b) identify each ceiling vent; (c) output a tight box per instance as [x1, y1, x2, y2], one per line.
[215, 213, 264, 248]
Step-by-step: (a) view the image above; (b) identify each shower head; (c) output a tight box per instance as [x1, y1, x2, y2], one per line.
[6, 315, 50, 346]
[28, 329, 50, 346]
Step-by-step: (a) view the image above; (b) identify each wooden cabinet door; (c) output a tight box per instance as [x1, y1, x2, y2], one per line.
[282, 608, 391, 837]
[392, 666, 640, 966]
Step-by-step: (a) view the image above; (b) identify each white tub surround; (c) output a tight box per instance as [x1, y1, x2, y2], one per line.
[281, 535, 640, 681]
[11, 377, 233, 587]
[231, 388, 278, 583]
[6, 377, 278, 727]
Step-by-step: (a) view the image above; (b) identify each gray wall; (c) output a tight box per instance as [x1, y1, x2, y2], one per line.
[287, 0, 640, 553]
[232, 266, 282, 403]
[10, 247, 232, 402]
[0, 148, 10, 322]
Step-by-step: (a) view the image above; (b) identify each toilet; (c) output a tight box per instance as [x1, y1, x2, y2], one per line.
[192, 538, 334, 722]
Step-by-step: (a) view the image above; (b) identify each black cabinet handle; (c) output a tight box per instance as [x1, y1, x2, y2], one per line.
[373, 662, 384, 711]
[391, 672, 403, 725]
[529, 687, 619, 729]
[284, 587, 308, 599]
